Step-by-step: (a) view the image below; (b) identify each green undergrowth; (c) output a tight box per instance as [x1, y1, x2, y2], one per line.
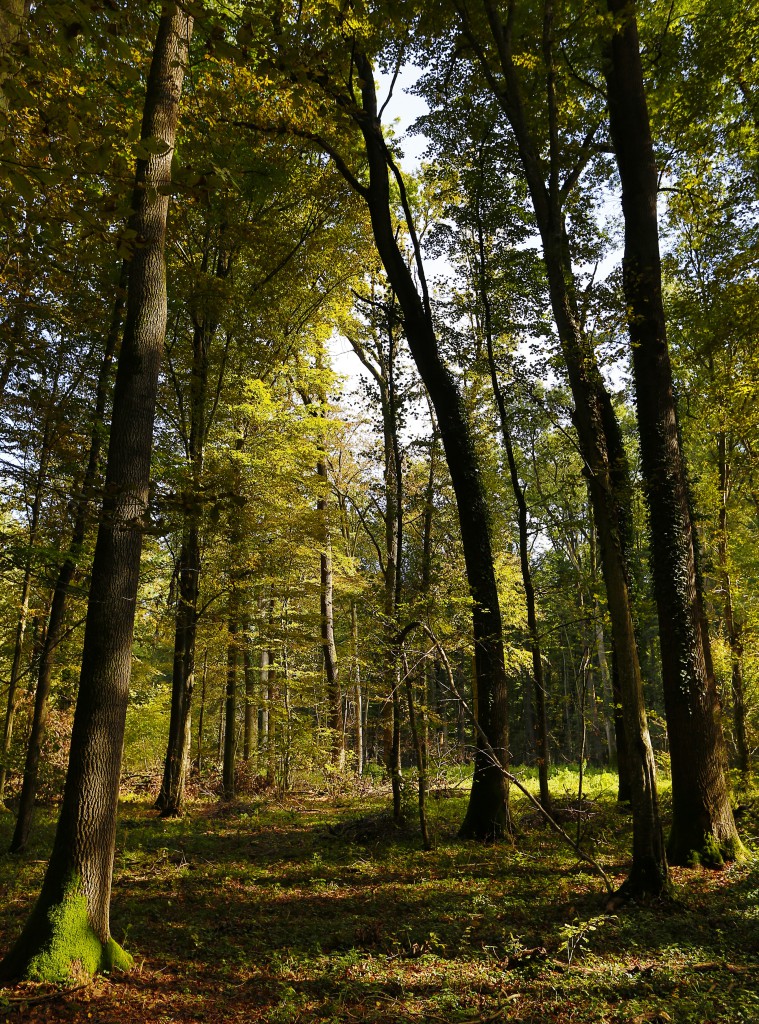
[1, 767, 757, 1022]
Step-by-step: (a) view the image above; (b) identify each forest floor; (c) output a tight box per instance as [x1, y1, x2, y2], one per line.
[0, 768, 758, 1024]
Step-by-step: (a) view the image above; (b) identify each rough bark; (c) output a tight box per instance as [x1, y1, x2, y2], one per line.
[603, 0, 740, 865]
[0, 6, 192, 981]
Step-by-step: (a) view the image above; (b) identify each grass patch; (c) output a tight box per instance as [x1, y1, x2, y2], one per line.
[1, 769, 757, 1022]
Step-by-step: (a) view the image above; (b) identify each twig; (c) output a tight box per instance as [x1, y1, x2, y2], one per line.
[1, 983, 88, 1005]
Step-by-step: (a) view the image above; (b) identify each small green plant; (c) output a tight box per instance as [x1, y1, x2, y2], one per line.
[558, 914, 617, 966]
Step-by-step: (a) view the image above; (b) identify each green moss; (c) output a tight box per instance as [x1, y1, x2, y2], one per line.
[25, 879, 133, 982]
[687, 832, 747, 869]
[102, 936, 134, 974]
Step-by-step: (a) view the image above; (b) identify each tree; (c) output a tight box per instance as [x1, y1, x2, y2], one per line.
[0, 4, 193, 980]
[602, 0, 741, 864]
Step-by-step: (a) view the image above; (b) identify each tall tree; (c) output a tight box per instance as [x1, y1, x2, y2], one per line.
[333, 51, 512, 838]
[602, 0, 741, 864]
[10, 263, 127, 852]
[0, 4, 193, 980]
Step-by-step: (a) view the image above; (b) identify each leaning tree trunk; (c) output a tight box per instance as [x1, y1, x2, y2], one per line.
[350, 53, 510, 839]
[603, 0, 741, 866]
[11, 264, 126, 852]
[0, 5, 192, 982]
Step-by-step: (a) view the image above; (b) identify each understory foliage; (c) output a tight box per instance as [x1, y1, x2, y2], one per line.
[1, 779, 758, 1021]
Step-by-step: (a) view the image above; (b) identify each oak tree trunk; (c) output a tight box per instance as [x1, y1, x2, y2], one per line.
[0, 6, 192, 980]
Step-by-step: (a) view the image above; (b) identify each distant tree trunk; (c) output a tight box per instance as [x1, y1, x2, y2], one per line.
[478, 209, 551, 810]
[0, 359, 61, 806]
[223, 615, 238, 801]
[156, 521, 199, 816]
[594, 618, 616, 764]
[10, 263, 126, 852]
[0, 563, 31, 805]
[717, 433, 748, 777]
[0, 6, 192, 981]
[350, 601, 363, 774]
[266, 648, 276, 788]
[347, 294, 405, 814]
[403, 653, 430, 850]
[196, 650, 208, 772]
[347, 52, 510, 839]
[317, 452, 342, 764]
[260, 648, 270, 776]
[243, 643, 258, 763]
[603, 0, 740, 865]
[157, 228, 229, 815]
[589, 515, 624, 783]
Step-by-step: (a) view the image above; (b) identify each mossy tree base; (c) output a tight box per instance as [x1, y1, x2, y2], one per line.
[0, 879, 132, 983]
[668, 830, 746, 869]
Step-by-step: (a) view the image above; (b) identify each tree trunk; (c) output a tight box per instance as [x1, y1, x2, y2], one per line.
[717, 433, 749, 777]
[157, 226, 229, 814]
[266, 648, 276, 788]
[603, 0, 740, 865]
[223, 615, 238, 801]
[0, 357, 61, 806]
[196, 650, 208, 772]
[243, 643, 258, 763]
[348, 52, 510, 839]
[317, 453, 342, 764]
[478, 214, 551, 809]
[350, 601, 363, 774]
[0, 6, 192, 981]
[156, 522, 199, 816]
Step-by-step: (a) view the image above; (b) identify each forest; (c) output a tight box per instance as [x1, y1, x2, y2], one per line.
[0, 0, 757, 1021]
